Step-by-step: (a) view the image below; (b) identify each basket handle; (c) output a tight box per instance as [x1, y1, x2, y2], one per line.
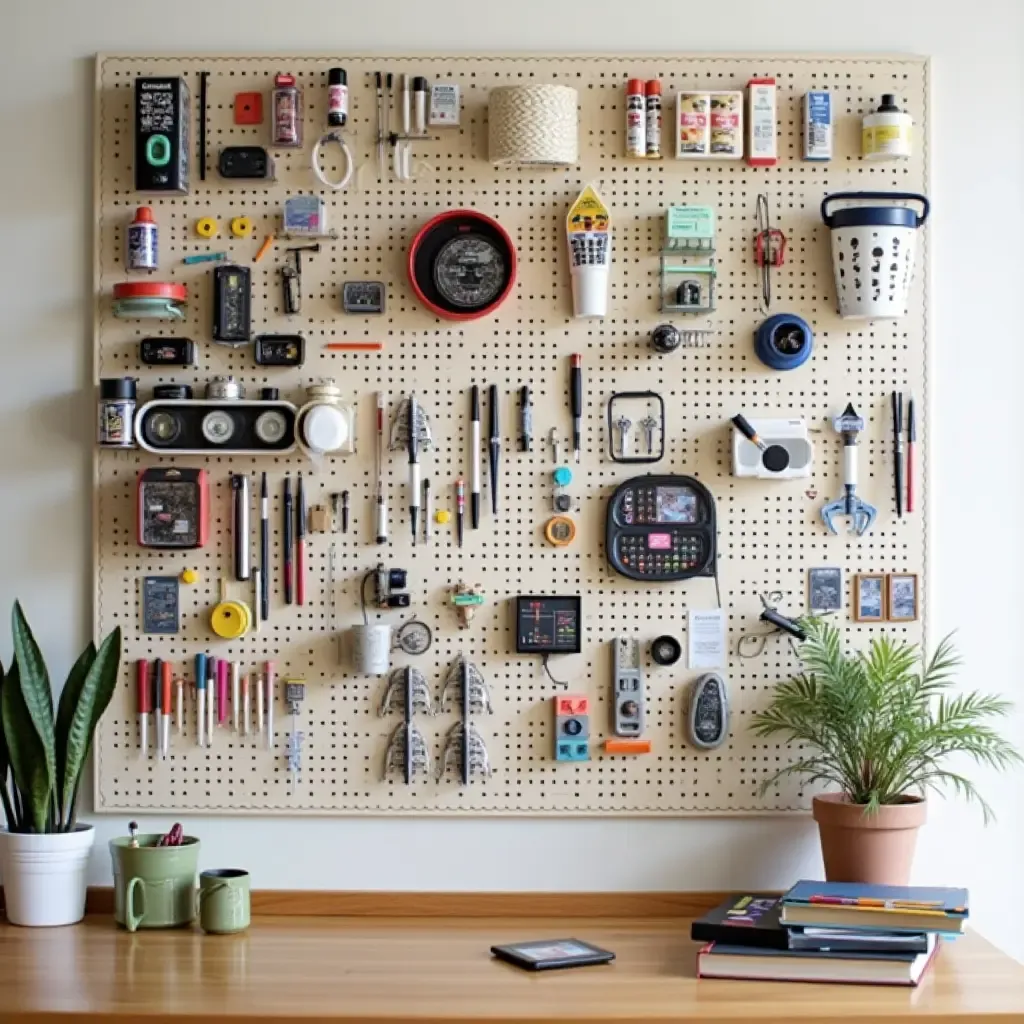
[821, 192, 930, 228]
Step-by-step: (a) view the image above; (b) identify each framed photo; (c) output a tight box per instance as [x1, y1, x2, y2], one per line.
[808, 567, 842, 614]
[887, 573, 920, 621]
[854, 574, 886, 622]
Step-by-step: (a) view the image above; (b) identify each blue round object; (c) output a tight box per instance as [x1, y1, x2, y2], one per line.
[755, 313, 813, 371]
[553, 467, 573, 487]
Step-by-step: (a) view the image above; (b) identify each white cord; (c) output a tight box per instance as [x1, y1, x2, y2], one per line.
[312, 131, 354, 191]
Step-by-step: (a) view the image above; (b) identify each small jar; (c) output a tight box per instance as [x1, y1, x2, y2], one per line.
[298, 380, 355, 455]
[97, 377, 137, 448]
[206, 376, 244, 401]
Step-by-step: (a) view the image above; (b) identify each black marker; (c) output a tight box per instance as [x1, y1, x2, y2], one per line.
[488, 384, 500, 516]
[470, 386, 481, 529]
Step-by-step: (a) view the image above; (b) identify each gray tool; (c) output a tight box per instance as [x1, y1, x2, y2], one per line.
[639, 415, 657, 455]
[616, 416, 633, 457]
[381, 665, 431, 783]
[384, 721, 430, 783]
[548, 427, 561, 465]
[378, 666, 433, 717]
[821, 403, 877, 536]
[687, 673, 728, 749]
[438, 655, 493, 714]
[438, 721, 492, 781]
[612, 638, 645, 737]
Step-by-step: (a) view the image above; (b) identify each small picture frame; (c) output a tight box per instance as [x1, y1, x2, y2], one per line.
[808, 567, 842, 614]
[854, 574, 886, 622]
[887, 573, 920, 622]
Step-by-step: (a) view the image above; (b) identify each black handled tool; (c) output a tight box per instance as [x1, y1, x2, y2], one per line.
[488, 384, 500, 516]
[231, 474, 250, 581]
[283, 476, 293, 604]
[570, 353, 582, 463]
[260, 472, 269, 620]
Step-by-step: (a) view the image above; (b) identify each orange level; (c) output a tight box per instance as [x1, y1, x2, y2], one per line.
[604, 739, 652, 755]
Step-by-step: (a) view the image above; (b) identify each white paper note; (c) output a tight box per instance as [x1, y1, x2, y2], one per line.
[688, 609, 725, 669]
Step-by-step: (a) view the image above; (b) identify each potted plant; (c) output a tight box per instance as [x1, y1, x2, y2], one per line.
[750, 620, 1020, 885]
[0, 602, 121, 926]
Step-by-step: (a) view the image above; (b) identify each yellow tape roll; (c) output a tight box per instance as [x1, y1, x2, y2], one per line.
[195, 217, 218, 238]
[210, 600, 251, 639]
[230, 216, 253, 238]
[544, 515, 576, 547]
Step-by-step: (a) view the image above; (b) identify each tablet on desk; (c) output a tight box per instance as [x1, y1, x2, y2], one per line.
[491, 938, 615, 971]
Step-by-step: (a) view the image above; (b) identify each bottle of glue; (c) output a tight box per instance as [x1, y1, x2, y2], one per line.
[125, 206, 158, 271]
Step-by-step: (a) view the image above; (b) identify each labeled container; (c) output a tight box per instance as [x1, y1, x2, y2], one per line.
[862, 94, 912, 160]
[644, 80, 662, 158]
[98, 377, 138, 447]
[327, 67, 348, 127]
[125, 206, 158, 270]
[803, 91, 833, 161]
[821, 192, 930, 319]
[272, 73, 303, 148]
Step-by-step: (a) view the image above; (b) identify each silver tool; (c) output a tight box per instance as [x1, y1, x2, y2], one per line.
[378, 666, 433, 717]
[375, 391, 388, 544]
[612, 637, 645, 737]
[381, 665, 431, 783]
[384, 721, 430, 782]
[437, 722, 492, 781]
[548, 427, 561, 464]
[821, 404, 877, 536]
[639, 415, 657, 455]
[438, 656, 493, 714]
[616, 416, 633, 457]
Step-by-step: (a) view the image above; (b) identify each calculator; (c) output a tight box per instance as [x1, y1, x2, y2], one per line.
[606, 475, 716, 582]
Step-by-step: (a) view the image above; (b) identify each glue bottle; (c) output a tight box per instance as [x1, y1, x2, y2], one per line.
[125, 206, 158, 271]
[862, 94, 912, 160]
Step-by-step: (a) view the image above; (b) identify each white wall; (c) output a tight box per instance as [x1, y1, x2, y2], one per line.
[2, 0, 1022, 962]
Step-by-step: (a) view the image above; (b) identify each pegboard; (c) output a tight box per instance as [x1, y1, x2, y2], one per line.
[93, 53, 929, 815]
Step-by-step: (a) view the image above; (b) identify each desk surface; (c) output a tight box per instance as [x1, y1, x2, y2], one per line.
[1, 916, 1022, 1024]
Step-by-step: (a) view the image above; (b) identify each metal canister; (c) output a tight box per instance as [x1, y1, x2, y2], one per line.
[97, 377, 137, 447]
[206, 376, 244, 400]
[125, 207, 158, 270]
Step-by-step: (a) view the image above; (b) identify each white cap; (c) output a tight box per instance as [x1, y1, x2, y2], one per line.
[571, 266, 609, 319]
[303, 405, 349, 454]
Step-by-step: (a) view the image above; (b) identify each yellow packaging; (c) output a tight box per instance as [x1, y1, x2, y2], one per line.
[676, 92, 710, 156]
[676, 90, 743, 159]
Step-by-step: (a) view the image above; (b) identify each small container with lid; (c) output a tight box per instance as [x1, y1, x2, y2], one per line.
[272, 73, 303, 148]
[297, 381, 356, 455]
[327, 68, 348, 127]
[862, 95, 912, 160]
[97, 377, 137, 447]
[125, 206, 158, 271]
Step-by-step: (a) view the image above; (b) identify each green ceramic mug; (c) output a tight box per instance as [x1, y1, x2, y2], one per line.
[198, 869, 250, 934]
[109, 835, 200, 931]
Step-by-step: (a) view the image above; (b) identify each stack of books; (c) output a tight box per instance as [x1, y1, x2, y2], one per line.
[692, 881, 969, 986]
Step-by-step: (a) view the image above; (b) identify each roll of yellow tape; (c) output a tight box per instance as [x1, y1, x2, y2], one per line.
[195, 217, 218, 238]
[210, 600, 251, 639]
[230, 216, 253, 238]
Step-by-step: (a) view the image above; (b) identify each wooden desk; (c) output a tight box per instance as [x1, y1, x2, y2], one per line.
[1, 915, 1022, 1024]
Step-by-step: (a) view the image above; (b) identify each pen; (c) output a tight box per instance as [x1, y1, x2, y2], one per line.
[488, 384, 501, 516]
[136, 660, 151, 758]
[519, 385, 532, 453]
[283, 476, 294, 604]
[255, 671, 264, 736]
[194, 653, 207, 748]
[260, 473, 270, 621]
[160, 662, 172, 759]
[217, 659, 228, 727]
[152, 659, 163, 758]
[906, 394, 916, 513]
[231, 474, 250, 581]
[423, 478, 432, 542]
[456, 477, 465, 548]
[175, 676, 184, 735]
[231, 661, 240, 732]
[241, 672, 251, 737]
[892, 391, 904, 518]
[265, 661, 276, 749]
[206, 656, 216, 745]
[470, 385, 481, 529]
[375, 392, 388, 544]
[296, 472, 306, 605]
[570, 353, 582, 463]
[407, 393, 421, 543]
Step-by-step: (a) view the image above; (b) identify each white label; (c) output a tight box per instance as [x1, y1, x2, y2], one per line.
[688, 609, 726, 669]
[429, 83, 460, 126]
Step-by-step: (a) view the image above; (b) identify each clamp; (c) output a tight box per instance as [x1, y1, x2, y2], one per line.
[821, 404, 877, 536]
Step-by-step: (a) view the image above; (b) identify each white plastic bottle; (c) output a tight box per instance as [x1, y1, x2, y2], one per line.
[862, 94, 912, 160]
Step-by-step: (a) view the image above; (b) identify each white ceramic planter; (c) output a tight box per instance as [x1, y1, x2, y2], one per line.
[0, 824, 95, 926]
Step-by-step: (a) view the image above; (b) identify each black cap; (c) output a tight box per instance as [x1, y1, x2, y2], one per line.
[261, 387, 280, 401]
[329, 68, 346, 86]
[153, 384, 193, 400]
[878, 94, 901, 112]
[413, 76, 428, 92]
[100, 377, 137, 400]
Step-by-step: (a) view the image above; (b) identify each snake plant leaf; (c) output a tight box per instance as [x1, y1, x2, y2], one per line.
[1, 659, 50, 832]
[59, 627, 121, 831]
[0, 660, 18, 831]
[10, 603, 55, 814]
[53, 641, 96, 827]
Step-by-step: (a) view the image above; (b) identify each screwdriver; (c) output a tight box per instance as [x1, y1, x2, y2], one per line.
[152, 658, 163, 758]
[570, 353, 583, 463]
[488, 384, 500, 516]
[519, 385, 532, 453]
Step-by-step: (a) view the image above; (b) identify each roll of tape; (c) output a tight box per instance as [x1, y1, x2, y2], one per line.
[488, 85, 579, 165]
[210, 600, 251, 639]
[230, 216, 253, 238]
[544, 515, 577, 547]
[195, 217, 218, 238]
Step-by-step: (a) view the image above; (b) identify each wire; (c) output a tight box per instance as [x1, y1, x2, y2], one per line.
[360, 570, 375, 625]
[755, 192, 772, 314]
[541, 653, 569, 689]
[312, 131, 354, 191]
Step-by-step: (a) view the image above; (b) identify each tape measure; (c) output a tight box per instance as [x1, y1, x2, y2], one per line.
[210, 600, 251, 638]
[544, 515, 577, 547]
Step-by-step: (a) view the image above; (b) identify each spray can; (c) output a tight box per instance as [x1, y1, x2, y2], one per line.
[97, 377, 138, 448]
[272, 73, 303, 148]
[327, 68, 348, 127]
[125, 207, 158, 271]
[645, 80, 662, 158]
[626, 79, 646, 158]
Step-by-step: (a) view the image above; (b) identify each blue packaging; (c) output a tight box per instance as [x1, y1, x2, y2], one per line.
[803, 91, 833, 161]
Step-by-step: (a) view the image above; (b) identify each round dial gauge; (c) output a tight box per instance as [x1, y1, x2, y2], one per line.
[433, 234, 506, 309]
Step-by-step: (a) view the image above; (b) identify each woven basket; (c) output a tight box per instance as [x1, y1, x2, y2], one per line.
[488, 84, 579, 165]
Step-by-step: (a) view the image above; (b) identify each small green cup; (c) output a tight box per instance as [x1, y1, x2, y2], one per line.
[109, 835, 200, 931]
[198, 869, 250, 934]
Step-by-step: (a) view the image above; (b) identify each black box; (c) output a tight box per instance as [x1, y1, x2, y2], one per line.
[134, 77, 190, 194]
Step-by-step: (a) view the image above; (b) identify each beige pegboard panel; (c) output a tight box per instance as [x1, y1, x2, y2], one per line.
[94, 53, 928, 815]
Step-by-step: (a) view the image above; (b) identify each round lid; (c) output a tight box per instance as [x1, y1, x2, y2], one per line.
[153, 384, 192, 400]
[133, 206, 155, 224]
[100, 377, 137, 400]
[329, 67, 347, 85]
[206, 376, 243, 400]
[303, 404, 349, 453]
[627, 78, 645, 95]
[553, 466, 573, 487]
[878, 93, 901, 112]
[113, 281, 187, 301]
[827, 205, 919, 229]
[645, 80, 662, 96]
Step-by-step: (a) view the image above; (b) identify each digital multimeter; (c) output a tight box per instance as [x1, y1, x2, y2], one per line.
[606, 475, 717, 582]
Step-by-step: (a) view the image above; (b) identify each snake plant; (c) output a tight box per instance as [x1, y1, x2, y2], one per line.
[0, 602, 121, 833]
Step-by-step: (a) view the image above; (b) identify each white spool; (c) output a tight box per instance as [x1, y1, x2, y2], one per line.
[488, 84, 579, 165]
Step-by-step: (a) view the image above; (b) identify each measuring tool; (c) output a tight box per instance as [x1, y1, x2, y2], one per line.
[611, 638, 645, 737]
[821, 404, 877, 536]
[606, 475, 717, 583]
[687, 673, 729, 749]
[212, 265, 251, 345]
[342, 281, 386, 314]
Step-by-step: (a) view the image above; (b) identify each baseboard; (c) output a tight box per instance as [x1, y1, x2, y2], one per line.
[68, 888, 733, 918]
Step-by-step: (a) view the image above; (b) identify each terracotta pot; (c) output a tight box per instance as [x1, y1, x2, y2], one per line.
[812, 793, 926, 885]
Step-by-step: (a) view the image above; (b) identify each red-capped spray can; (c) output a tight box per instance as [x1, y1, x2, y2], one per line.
[272, 73, 303, 147]
[626, 78, 646, 158]
[125, 206, 158, 271]
[645, 80, 662, 158]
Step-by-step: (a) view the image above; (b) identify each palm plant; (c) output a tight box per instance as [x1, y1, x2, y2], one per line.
[749, 619, 1021, 821]
[0, 602, 121, 833]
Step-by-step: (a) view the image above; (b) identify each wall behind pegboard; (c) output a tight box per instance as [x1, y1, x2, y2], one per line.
[94, 53, 928, 815]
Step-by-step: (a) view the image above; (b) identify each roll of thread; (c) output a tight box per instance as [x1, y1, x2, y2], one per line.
[488, 84, 579, 165]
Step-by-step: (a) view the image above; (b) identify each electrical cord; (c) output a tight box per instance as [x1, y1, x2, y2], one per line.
[312, 131, 354, 191]
[360, 570, 375, 625]
[541, 653, 568, 689]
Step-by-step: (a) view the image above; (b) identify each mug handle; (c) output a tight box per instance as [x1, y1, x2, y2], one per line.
[126, 877, 146, 933]
[195, 881, 228, 915]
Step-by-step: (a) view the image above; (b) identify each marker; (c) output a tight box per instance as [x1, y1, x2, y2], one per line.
[231, 661, 241, 732]
[519, 385, 532, 453]
[255, 672, 264, 737]
[423, 479, 432, 542]
[470, 386, 481, 528]
[206, 656, 217, 745]
[175, 676, 184, 735]
[160, 662, 172, 759]
[892, 391, 904, 518]
[570, 353, 583, 463]
[152, 659, 163, 758]
[194, 653, 207, 749]
[136, 660, 151, 758]
[407, 394, 421, 543]
[906, 394, 916, 513]
[375, 392, 388, 545]
[265, 661, 276, 749]
[241, 672, 251, 737]
[217, 658, 229, 727]
[260, 472, 270, 621]
[455, 477, 465, 548]
[296, 472, 306, 605]
[488, 384, 500, 516]
[283, 476, 294, 604]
